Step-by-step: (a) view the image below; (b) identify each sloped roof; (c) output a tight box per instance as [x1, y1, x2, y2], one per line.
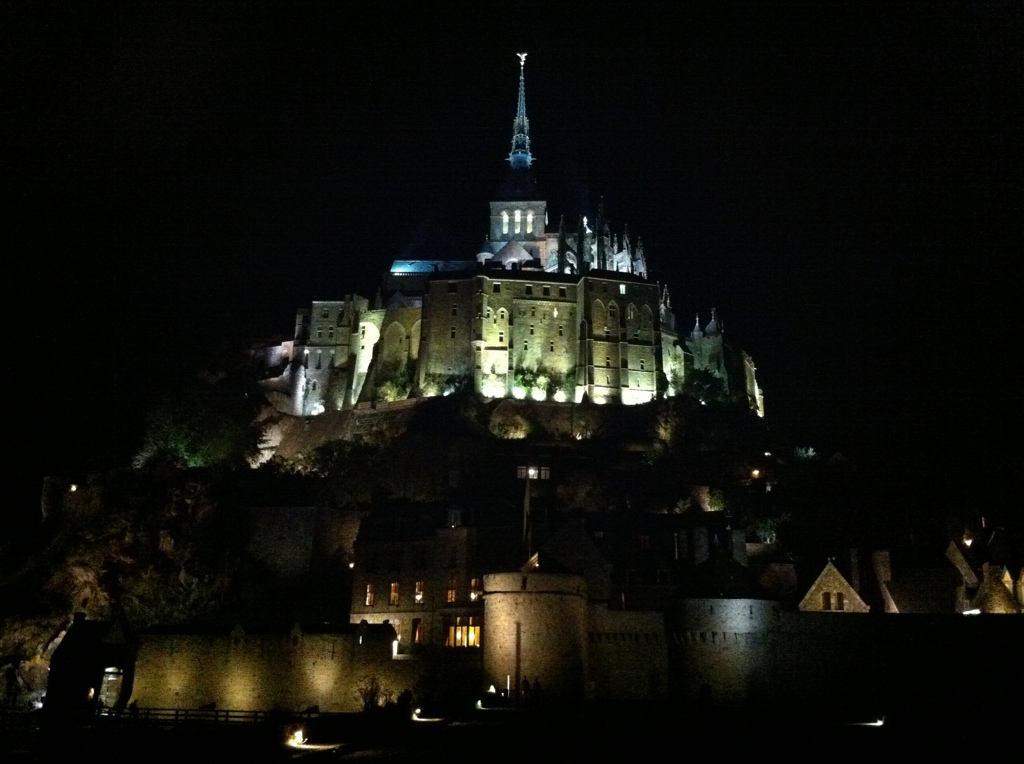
[798, 560, 870, 612]
[495, 238, 534, 265]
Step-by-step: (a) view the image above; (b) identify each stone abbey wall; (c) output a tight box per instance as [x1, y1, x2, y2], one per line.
[130, 623, 415, 713]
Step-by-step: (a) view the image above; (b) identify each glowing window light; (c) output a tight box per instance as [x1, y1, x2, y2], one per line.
[514, 209, 522, 234]
[501, 211, 509, 234]
[526, 210, 534, 234]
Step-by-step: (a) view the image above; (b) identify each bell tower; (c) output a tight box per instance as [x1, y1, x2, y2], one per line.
[488, 54, 550, 263]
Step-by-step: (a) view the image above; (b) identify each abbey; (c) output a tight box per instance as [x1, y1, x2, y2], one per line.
[259, 55, 764, 418]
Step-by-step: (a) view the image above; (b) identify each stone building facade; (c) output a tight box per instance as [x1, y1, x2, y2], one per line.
[257, 55, 763, 419]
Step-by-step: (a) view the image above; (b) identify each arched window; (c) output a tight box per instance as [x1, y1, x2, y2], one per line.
[526, 210, 534, 234]
[514, 209, 522, 234]
[502, 211, 509, 234]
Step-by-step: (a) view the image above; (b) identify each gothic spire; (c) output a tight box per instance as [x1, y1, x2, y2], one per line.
[509, 53, 532, 169]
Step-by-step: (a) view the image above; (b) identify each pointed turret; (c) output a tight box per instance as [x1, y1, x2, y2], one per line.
[497, 53, 539, 200]
[557, 215, 569, 274]
[705, 308, 721, 336]
[509, 52, 532, 169]
[576, 215, 590, 272]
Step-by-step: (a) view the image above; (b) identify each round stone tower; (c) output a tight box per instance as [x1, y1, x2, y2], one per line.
[482, 572, 587, 702]
[666, 554, 781, 707]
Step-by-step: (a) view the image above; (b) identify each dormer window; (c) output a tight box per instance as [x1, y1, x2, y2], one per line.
[502, 211, 509, 234]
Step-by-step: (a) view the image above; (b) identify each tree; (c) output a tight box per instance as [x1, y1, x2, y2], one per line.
[681, 368, 727, 404]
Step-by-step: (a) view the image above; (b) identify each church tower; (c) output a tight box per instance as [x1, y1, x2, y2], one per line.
[485, 54, 553, 268]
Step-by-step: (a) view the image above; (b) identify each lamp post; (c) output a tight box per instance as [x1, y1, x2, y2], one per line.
[517, 465, 549, 558]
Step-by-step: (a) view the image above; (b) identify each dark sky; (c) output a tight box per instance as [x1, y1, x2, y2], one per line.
[10, 3, 1021, 496]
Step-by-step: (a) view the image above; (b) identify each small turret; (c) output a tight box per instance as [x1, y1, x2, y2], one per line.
[557, 215, 568, 274]
[705, 307, 721, 336]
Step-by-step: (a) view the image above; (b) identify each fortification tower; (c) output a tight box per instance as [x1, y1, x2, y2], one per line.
[482, 571, 588, 702]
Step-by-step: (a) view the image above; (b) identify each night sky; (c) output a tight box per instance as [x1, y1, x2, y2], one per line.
[11, 3, 1021, 504]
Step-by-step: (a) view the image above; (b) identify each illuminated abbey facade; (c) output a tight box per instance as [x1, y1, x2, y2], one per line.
[259, 55, 764, 418]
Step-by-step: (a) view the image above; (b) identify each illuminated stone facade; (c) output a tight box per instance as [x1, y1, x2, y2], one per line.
[259, 56, 763, 418]
[130, 622, 414, 713]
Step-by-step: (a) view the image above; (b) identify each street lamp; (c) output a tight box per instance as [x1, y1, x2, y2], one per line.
[517, 465, 549, 558]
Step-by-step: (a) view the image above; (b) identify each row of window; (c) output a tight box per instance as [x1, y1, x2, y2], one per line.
[393, 616, 480, 649]
[457, 282, 631, 299]
[364, 578, 483, 607]
[500, 209, 535, 235]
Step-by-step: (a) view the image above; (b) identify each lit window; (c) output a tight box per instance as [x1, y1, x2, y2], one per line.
[619, 284, 626, 295]
[446, 577, 457, 603]
[412, 618, 423, 644]
[526, 210, 534, 234]
[365, 584, 375, 607]
[470, 577, 482, 601]
[514, 209, 522, 234]
[502, 211, 509, 234]
[415, 581, 425, 603]
[390, 582, 400, 606]
[446, 615, 481, 647]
